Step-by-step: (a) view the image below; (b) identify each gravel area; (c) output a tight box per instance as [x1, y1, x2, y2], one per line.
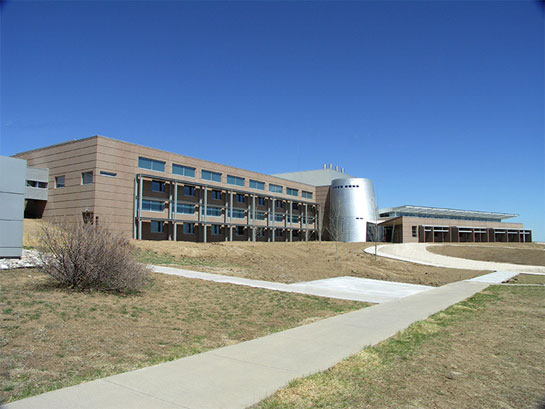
[0, 249, 42, 270]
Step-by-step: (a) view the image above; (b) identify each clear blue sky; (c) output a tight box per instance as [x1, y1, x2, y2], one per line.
[1, 1, 543, 240]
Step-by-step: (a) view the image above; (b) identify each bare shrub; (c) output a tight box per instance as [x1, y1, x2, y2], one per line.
[39, 219, 149, 292]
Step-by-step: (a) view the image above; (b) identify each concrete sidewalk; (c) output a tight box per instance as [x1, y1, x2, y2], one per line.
[365, 243, 545, 273]
[152, 265, 432, 303]
[4, 280, 489, 409]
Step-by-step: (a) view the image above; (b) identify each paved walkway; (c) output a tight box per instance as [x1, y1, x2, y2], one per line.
[365, 243, 545, 273]
[4, 280, 490, 409]
[152, 265, 432, 303]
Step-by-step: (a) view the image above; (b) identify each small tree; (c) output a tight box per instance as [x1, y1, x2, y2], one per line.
[39, 219, 149, 292]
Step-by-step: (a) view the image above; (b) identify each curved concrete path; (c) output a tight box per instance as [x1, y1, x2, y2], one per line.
[365, 243, 545, 273]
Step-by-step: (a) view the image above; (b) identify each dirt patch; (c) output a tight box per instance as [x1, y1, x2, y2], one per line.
[0, 268, 364, 403]
[506, 273, 545, 285]
[428, 244, 545, 266]
[134, 241, 486, 287]
[255, 286, 545, 409]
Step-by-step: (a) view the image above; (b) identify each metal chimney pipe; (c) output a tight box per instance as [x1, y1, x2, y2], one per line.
[329, 163, 333, 169]
[335, 166, 339, 171]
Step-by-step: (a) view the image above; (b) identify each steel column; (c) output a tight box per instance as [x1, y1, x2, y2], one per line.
[138, 175, 143, 240]
[173, 182, 178, 241]
[203, 186, 207, 243]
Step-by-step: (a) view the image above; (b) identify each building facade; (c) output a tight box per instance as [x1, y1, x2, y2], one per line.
[13, 137, 532, 244]
[379, 205, 532, 243]
[14, 136, 321, 242]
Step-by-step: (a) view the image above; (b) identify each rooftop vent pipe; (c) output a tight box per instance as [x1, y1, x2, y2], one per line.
[341, 167, 345, 173]
[329, 163, 333, 169]
[323, 164, 327, 169]
[335, 165, 339, 171]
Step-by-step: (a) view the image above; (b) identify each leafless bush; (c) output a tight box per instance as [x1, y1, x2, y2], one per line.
[39, 219, 149, 292]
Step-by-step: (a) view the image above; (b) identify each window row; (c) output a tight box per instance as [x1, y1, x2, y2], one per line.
[150, 222, 306, 237]
[138, 156, 306, 197]
[26, 180, 48, 189]
[332, 184, 360, 189]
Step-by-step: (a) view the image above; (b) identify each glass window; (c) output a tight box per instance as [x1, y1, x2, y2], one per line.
[55, 176, 65, 188]
[202, 170, 221, 182]
[184, 186, 195, 196]
[250, 211, 266, 221]
[290, 215, 299, 224]
[412, 226, 417, 237]
[201, 206, 222, 217]
[286, 188, 298, 197]
[138, 156, 165, 172]
[236, 226, 245, 236]
[82, 171, 93, 185]
[26, 180, 37, 187]
[212, 224, 221, 235]
[275, 201, 284, 209]
[142, 199, 164, 212]
[227, 175, 244, 186]
[183, 224, 194, 234]
[172, 164, 195, 178]
[269, 184, 283, 193]
[38, 182, 48, 189]
[211, 190, 222, 200]
[274, 213, 283, 222]
[100, 171, 117, 177]
[152, 181, 165, 192]
[257, 197, 265, 206]
[236, 194, 245, 203]
[249, 180, 265, 190]
[292, 203, 298, 210]
[150, 221, 163, 233]
[173, 203, 194, 214]
[228, 209, 245, 219]
[257, 228, 265, 237]
[275, 229, 283, 238]
[302, 191, 313, 199]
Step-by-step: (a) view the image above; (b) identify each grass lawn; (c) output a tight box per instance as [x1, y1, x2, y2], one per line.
[254, 286, 545, 409]
[428, 244, 545, 266]
[507, 273, 545, 285]
[0, 268, 366, 404]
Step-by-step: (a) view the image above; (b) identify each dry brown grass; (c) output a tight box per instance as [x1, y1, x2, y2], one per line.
[0, 268, 364, 403]
[428, 243, 545, 266]
[24, 219, 486, 287]
[507, 273, 545, 285]
[133, 240, 486, 287]
[255, 286, 545, 409]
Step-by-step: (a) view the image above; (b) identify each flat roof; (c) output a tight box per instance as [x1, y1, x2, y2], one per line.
[379, 205, 517, 221]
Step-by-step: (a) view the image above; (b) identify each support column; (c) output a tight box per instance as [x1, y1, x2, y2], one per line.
[224, 192, 228, 241]
[247, 195, 251, 241]
[133, 176, 138, 239]
[318, 204, 322, 242]
[272, 198, 276, 243]
[304, 203, 308, 242]
[252, 194, 256, 242]
[267, 198, 271, 242]
[168, 182, 173, 240]
[138, 175, 143, 240]
[203, 186, 207, 243]
[229, 191, 233, 241]
[173, 182, 178, 241]
[289, 200, 293, 242]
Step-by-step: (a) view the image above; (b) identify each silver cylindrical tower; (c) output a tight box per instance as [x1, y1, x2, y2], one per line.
[329, 178, 378, 242]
